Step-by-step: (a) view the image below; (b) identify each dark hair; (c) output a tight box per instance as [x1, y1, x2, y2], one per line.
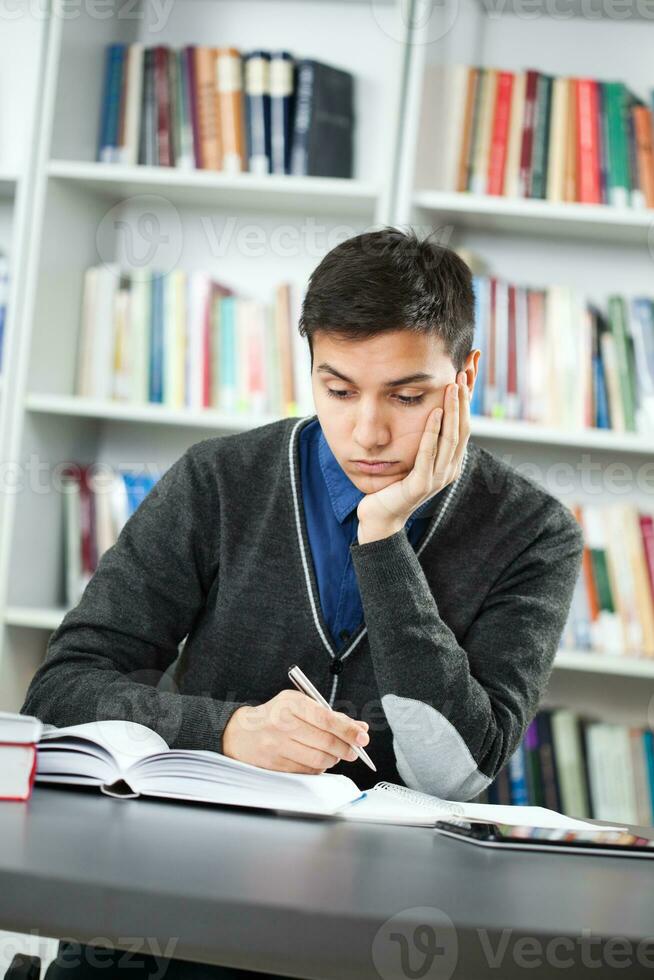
[298, 226, 475, 374]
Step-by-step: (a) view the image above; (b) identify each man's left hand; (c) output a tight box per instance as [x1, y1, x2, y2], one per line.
[356, 372, 471, 545]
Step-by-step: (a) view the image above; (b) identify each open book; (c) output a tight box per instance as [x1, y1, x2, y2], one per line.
[32, 718, 625, 831]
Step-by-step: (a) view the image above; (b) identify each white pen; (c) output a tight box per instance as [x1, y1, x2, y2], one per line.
[288, 664, 377, 772]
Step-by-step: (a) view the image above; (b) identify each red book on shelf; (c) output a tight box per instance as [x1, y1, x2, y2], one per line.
[506, 284, 518, 417]
[202, 284, 212, 408]
[576, 78, 601, 204]
[640, 514, 654, 603]
[518, 70, 539, 197]
[154, 46, 172, 167]
[487, 71, 514, 196]
[185, 46, 202, 168]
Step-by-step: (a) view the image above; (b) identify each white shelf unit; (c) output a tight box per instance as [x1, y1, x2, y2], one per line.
[393, 0, 654, 727]
[0, 14, 48, 713]
[0, 0, 409, 709]
[0, 0, 653, 734]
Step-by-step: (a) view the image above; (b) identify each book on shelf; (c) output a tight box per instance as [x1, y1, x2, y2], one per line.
[492, 707, 654, 828]
[562, 503, 654, 659]
[98, 43, 355, 179]
[0, 712, 622, 829]
[470, 273, 654, 435]
[416, 63, 654, 208]
[61, 466, 158, 607]
[75, 265, 313, 418]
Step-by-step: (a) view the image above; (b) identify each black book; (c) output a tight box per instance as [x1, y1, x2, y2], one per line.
[290, 59, 354, 178]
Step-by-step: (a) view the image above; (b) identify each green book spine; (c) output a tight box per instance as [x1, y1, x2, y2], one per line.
[607, 82, 630, 205]
[466, 67, 485, 191]
[607, 295, 637, 430]
[530, 74, 552, 199]
[590, 548, 615, 612]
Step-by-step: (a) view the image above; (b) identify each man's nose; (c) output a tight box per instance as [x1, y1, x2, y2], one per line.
[352, 407, 391, 449]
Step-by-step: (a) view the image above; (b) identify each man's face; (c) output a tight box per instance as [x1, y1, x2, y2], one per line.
[311, 328, 478, 494]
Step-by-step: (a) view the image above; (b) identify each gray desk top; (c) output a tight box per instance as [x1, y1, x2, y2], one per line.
[1, 786, 653, 980]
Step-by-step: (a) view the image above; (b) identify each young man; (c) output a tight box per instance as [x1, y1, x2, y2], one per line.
[22, 227, 583, 978]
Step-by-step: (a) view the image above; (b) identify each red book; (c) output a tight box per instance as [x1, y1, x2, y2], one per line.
[506, 284, 518, 416]
[0, 743, 38, 801]
[202, 284, 212, 408]
[576, 78, 601, 203]
[518, 70, 540, 196]
[640, 514, 654, 603]
[487, 277, 497, 411]
[77, 466, 95, 578]
[154, 46, 172, 167]
[488, 71, 514, 195]
[185, 46, 202, 168]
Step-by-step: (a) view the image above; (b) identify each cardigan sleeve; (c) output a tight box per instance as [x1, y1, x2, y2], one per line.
[20, 446, 252, 753]
[349, 501, 584, 802]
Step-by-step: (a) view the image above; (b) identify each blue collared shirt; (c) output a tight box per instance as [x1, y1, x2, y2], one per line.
[299, 417, 440, 651]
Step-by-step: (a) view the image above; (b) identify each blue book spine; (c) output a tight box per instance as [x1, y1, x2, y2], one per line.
[643, 730, 654, 818]
[470, 276, 486, 416]
[508, 743, 529, 806]
[270, 51, 294, 175]
[220, 297, 236, 410]
[122, 473, 158, 515]
[98, 44, 125, 162]
[149, 275, 164, 403]
[593, 350, 610, 429]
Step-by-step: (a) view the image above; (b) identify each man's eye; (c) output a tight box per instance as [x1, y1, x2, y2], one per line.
[325, 389, 425, 407]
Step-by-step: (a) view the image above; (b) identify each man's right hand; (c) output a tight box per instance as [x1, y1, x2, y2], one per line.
[221, 689, 370, 774]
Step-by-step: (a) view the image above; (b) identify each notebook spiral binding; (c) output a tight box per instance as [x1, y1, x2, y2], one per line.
[375, 781, 466, 816]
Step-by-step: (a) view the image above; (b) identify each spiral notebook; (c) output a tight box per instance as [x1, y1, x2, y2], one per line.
[334, 781, 625, 831]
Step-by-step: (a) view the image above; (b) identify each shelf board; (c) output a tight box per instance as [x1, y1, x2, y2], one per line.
[6, 603, 654, 680]
[47, 160, 380, 216]
[554, 651, 654, 678]
[0, 170, 18, 198]
[25, 393, 284, 431]
[413, 190, 654, 244]
[5, 606, 68, 631]
[470, 414, 654, 454]
[24, 393, 654, 454]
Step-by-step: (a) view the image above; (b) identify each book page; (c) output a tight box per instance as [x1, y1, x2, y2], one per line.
[38, 719, 169, 775]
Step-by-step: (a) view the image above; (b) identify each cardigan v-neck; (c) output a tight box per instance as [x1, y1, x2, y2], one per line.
[297, 415, 442, 657]
[289, 413, 471, 705]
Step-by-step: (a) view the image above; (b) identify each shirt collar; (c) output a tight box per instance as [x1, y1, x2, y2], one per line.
[317, 425, 443, 526]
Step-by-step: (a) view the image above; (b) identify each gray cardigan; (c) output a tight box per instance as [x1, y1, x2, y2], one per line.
[21, 414, 584, 800]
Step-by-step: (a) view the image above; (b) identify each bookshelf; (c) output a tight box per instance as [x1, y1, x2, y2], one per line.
[394, 0, 654, 729]
[0, 0, 653, 752]
[0, 0, 409, 709]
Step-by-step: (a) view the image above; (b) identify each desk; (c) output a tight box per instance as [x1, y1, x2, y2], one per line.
[0, 786, 653, 980]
